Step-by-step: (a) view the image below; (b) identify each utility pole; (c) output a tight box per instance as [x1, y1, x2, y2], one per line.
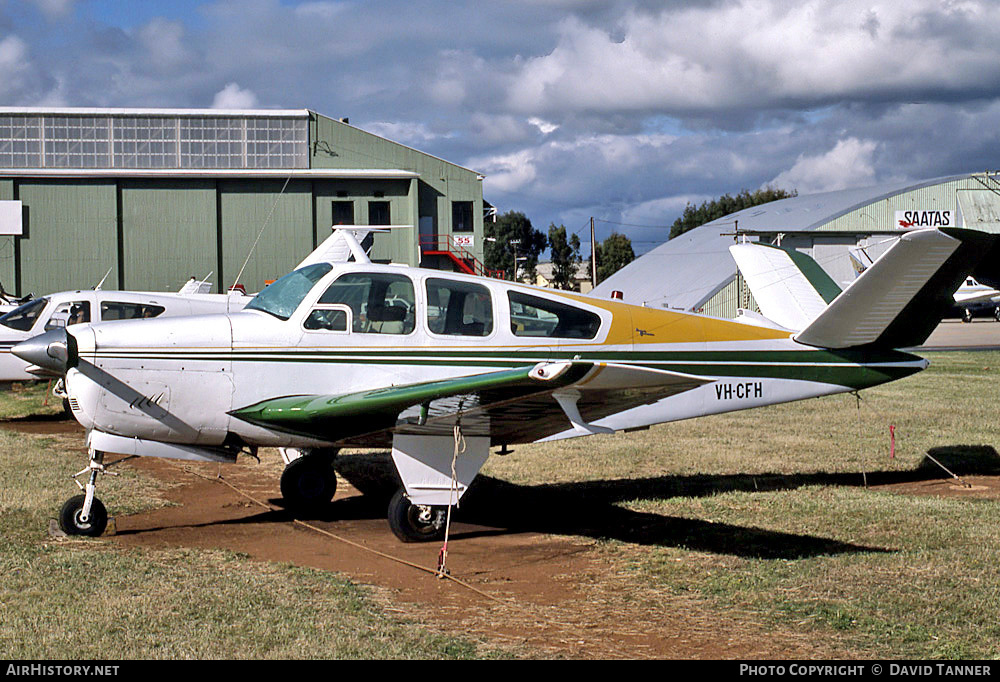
[590, 217, 597, 289]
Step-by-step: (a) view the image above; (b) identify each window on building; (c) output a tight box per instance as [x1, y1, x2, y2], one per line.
[319, 272, 415, 334]
[426, 278, 493, 336]
[332, 201, 354, 225]
[369, 201, 390, 226]
[452, 201, 474, 233]
[508, 292, 601, 339]
[0, 113, 308, 170]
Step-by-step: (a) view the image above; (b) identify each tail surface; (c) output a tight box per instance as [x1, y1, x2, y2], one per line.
[731, 228, 1000, 349]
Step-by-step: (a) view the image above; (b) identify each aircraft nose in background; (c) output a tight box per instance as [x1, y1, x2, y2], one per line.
[12, 329, 77, 374]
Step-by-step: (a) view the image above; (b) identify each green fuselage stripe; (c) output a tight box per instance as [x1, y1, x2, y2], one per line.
[84, 347, 926, 391]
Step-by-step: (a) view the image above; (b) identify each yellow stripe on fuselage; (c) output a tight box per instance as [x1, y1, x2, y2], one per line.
[540, 290, 793, 345]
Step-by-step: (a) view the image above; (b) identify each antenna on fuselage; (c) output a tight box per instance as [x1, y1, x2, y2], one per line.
[94, 267, 113, 291]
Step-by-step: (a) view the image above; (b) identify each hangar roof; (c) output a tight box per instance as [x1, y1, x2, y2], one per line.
[590, 174, 973, 311]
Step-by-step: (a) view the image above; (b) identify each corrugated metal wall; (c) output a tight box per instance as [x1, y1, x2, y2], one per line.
[121, 180, 217, 292]
[17, 180, 118, 295]
[219, 180, 314, 292]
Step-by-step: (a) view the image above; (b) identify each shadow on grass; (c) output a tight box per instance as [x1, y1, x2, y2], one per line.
[116, 445, 998, 560]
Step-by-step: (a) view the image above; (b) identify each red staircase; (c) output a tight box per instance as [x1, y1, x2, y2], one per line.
[420, 237, 504, 279]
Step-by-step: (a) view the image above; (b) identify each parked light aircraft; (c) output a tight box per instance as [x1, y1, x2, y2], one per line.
[0, 225, 386, 386]
[14, 227, 999, 541]
[0, 281, 252, 384]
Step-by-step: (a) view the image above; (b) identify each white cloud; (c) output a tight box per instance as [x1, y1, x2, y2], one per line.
[212, 83, 259, 109]
[505, 1, 1000, 115]
[770, 138, 879, 194]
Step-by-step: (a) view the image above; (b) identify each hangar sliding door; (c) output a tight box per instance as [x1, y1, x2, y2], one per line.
[17, 180, 118, 295]
[121, 180, 217, 292]
[219, 180, 313, 293]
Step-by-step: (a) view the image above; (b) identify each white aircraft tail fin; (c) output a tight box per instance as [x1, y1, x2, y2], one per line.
[729, 241, 841, 332]
[294, 225, 414, 270]
[733, 229, 1000, 349]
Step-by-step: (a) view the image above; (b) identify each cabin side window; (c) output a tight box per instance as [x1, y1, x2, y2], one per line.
[44, 301, 91, 330]
[426, 278, 493, 337]
[101, 302, 165, 321]
[303, 306, 350, 332]
[318, 272, 415, 335]
[507, 291, 601, 339]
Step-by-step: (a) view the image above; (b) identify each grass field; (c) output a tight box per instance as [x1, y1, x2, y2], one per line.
[0, 383, 510, 660]
[1, 352, 998, 659]
[483, 351, 1000, 659]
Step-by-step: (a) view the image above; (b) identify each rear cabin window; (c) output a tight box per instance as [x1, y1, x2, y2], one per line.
[426, 278, 493, 336]
[101, 302, 165, 321]
[508, 292, 601, 339]
[318, 272, 415, 335]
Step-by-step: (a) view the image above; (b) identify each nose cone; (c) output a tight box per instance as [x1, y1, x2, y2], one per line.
[12, 328, 78, 374]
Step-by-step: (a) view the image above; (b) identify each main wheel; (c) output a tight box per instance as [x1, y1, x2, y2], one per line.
[280, 455, 337, 514]
[963, 308, 973, 323]
[387, 488, 447, 543]
[59, 494, 108, 537]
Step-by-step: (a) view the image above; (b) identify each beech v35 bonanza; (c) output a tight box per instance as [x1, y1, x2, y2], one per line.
[14, 228, 1000, 541]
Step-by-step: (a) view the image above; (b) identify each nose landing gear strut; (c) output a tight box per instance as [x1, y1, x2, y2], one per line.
[59, 449, 115, 537]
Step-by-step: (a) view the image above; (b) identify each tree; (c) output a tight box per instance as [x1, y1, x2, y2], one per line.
[547, 223, 582, 290]
[484, 210, 546, 281]
[669, 186, 797, 240]
[588, 232, 635, 285]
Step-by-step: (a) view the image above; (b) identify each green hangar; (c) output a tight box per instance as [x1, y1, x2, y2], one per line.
[0, 107, 488, 297]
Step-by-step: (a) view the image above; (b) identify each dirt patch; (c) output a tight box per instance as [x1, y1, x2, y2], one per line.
[84, 453, 852, 659]
[0, 414, 83, 436]
[873, 474, 1000, 500]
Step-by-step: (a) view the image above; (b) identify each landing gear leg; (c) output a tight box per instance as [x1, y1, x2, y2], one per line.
[279, 448, 339, 514]
[60, 449, 111, 537]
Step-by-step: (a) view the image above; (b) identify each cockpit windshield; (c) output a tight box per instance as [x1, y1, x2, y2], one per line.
[0, 297, 47, 332]
[244, 263, 333, 320]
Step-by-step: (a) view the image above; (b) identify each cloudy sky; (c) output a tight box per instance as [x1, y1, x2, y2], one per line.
[5, 0, 1000, 252]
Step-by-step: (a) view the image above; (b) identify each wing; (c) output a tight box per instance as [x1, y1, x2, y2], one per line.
[229, 361, 710, 446]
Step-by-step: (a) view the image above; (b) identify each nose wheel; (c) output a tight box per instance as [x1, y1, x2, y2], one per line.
[59, 449, 114, 537]
[59, 495, 107, 537]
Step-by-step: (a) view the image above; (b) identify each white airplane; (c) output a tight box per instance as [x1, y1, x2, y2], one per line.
[0, 281, 252, 384]
[14, 227, 996, 542]
[953, 276, 1000, 322]
[0, 225, 388, 385]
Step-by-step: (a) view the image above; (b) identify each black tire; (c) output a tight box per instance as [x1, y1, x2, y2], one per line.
[387, 488, 447, 543]
[59, 494, 108, 537]
[280, 455, 337, 514]
[62, 398, 73, 419]
[994, 307, 999, 322]
[963, 309, 973, 323]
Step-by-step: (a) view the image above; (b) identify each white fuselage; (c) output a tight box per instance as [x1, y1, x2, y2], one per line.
[61, 262, 927, 452]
